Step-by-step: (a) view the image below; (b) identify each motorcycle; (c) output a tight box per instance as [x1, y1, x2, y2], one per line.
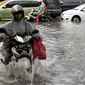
[0, 34, 41, 85]
[24, 8, 52, 22]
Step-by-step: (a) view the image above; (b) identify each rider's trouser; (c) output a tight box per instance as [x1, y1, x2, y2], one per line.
[0, 42, 13, 65]
[36, 14, 41, 23]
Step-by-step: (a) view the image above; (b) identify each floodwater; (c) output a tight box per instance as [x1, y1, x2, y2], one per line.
[0, 18, 85, 85]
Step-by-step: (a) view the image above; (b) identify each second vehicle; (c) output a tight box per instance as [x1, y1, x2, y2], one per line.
[24, 8, 52, 22]
[61, 4, 85, 23]
[0, 0, 40, 20]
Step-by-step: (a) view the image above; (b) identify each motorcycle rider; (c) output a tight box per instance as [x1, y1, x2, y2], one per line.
[0, 4, 42, 65]
[36, 1, 46, 24]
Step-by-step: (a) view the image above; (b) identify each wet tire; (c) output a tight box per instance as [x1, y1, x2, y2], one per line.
[40, 14, 52, 22]
[45, 16, 51, 22]
[72, 16, 81, 23]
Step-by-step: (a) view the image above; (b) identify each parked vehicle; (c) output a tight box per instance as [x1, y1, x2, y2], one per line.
[0, 0, 41, 20]
[61, 4, 85, 23]
[43, 0, 62, 18]
[24, 8, 52, 22]
[59, 0, 85, 11]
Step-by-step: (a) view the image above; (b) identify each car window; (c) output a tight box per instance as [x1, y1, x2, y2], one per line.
[46, 0, 60, 8]
[47, 0, 59, 4]
[74, 4, 85, 10]
[30, 1, 40, 7]
[5, 1, 20, 8]
[17, 1, 39, 7]
[5, 1, 39, 8]
[81, 0, 85, 3]
[62, 0, 81, 5]
[47, 0, 54, 4]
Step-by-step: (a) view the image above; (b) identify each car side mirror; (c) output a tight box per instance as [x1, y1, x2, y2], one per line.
[0, 28, 7, 34]
[60, 1, 63, 5]
[2, 6, 6, 9]
[81, 9, 85, 12]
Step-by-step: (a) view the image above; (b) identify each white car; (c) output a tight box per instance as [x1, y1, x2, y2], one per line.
[61, 4, 85, 23]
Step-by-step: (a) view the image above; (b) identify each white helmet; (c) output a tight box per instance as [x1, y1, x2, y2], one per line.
[11, 5, 24, 20]
[11, 4, 24, 13]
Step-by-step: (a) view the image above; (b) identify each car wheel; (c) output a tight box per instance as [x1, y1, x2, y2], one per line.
[24, 17, 29, 21]
[51, 15, 57, 18]
[45, 17, 50, 22]
[72, 16, 81, 23]
[45, 16, 52, 22]
[24, 17, 28, 21]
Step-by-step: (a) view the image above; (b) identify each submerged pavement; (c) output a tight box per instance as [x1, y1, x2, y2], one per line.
[0, 19, 85, 85]
[36, 20, 85, 85]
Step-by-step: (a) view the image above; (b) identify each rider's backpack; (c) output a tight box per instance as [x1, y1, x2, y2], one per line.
[32, 39, 46, 60]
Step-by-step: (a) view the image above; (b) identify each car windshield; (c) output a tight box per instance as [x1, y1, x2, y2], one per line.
[73, 4, 85, 10]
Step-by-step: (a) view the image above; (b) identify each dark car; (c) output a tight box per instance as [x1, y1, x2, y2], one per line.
[59, 0, 83, 11]
[43, 0, 62, 18]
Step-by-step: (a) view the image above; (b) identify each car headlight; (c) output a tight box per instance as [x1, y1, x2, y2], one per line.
[61, 13, 64, 16]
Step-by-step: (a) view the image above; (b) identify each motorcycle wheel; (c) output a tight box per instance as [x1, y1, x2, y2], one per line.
[24, 17, 29, 21]
[40, 15, 51, 22]
[45, 16, 52, 22]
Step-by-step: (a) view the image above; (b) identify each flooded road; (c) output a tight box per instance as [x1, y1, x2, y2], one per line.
[0, 19, 85, 85]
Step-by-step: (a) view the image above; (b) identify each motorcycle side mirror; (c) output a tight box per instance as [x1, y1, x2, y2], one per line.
[32, 30, 39, 34]
[0, 28, 7, 34]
